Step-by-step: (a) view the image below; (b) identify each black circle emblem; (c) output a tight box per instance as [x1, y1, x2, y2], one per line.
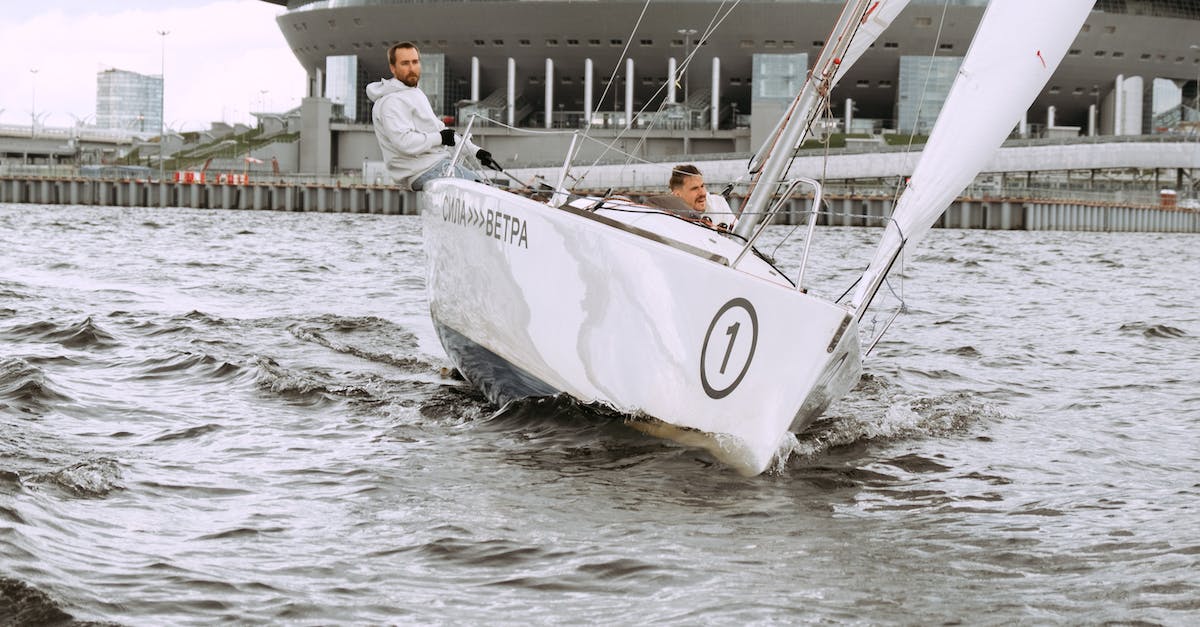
[700, 298, 759, 399]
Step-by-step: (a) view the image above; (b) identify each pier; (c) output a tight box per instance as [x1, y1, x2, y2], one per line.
[0, 176, 415, 215]
[758, 193, 1200, 232]
[2, 174, 1198, 233]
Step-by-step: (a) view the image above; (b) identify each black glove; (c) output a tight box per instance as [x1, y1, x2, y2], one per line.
[476, 149, 501, 171]
[439, 128, 456, 147]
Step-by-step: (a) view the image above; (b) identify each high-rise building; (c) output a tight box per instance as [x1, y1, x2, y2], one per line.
[96, 68, 163, 133]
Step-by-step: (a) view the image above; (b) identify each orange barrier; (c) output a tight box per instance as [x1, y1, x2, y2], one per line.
[174, 171, 206, 184]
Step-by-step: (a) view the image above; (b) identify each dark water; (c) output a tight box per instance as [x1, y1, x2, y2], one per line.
[1, 204, 1197, 625]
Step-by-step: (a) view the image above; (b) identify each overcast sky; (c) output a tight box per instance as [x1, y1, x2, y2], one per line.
[0, 0, 306, 132]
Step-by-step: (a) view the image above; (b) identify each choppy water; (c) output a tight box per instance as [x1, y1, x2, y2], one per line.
[1, 203, 1197, 625]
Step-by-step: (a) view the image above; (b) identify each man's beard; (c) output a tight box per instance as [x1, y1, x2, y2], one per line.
[401, 74, 420, 87]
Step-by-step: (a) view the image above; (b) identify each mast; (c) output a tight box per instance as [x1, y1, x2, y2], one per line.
[735, 0, 907, 239]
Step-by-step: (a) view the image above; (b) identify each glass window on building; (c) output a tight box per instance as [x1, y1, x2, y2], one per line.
[418, 52, 446, 116]
[96, 68, 163, 133]
[897, 55, 962, 134]
[325, 55, 359, 121]
[752, 53, 808, 103]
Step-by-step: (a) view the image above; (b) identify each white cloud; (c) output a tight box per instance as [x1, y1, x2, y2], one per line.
[0, 1, 307, 131]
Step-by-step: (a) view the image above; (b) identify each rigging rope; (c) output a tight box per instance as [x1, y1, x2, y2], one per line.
[574, 0, 743, 189]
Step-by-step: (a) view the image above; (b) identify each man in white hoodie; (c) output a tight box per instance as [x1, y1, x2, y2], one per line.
[367, 42, 499, 190]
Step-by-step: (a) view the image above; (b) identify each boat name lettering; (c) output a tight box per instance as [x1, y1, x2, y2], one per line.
[442, 196, 528, 249]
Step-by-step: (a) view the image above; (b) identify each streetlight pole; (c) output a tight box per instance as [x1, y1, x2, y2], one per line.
[1191, 44, 1199, 201]
[677, 28, 697, 107]
[158, 29, 169, 181]
[1190, 45, 1199, 121]
[30, 68, 38, 138]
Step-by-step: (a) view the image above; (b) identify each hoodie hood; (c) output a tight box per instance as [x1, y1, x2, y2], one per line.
[366, 77, 412, 102]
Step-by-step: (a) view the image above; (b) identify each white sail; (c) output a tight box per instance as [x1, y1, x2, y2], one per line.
[833, 0, 911, 85]
[851, 0, 1093, 310]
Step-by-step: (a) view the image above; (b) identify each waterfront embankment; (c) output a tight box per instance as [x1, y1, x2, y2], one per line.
[2, 174, 1198, 233]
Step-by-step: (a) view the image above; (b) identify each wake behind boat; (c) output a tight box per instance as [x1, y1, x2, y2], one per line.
[415, 0, 1094, 474]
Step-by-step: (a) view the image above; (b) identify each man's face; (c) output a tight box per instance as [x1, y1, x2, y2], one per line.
[390, 48, 421, 87]
[673, 175, 707, 212]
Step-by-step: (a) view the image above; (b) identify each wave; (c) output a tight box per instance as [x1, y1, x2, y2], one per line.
[3, 316, 119, 349]
[774, 373, 1003, 472]
[288, 315, 437, 373]
[31, 457, 124, 498]
[416, 383, 491, 425]
[0, 281, 28, 302]
[0, 357, 71, 410]
[133, 351, 245, 382]
[117, 309, 231, 339]
[397, 535, 567, 568]
[1118, 322, 1188, 339]
[418, 375, 996, 478]
[147, 423, 223, 443]
[0, 578, 77, 626]
[253, 356, 374, 404]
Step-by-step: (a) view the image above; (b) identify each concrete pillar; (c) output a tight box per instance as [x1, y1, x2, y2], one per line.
[545, 58, 554, 129]
[1000, 201, 1013, 230]
[1088, 103, 1097, 137]
[299, 97, 334, 175]
[1019, 110, 1028, 138]
[1047, 105, 1056, 129]
[1114, 75, 1124, 135]
[841, 198, 854, 227]
[350, 187, 360, 213]
[711, 57, 720, 132]
[507, 57, 516, 127]
[471, 56, 480, 102]
[253, 185, 264, 211]
[667, 57, 678, 103]
[845, 97, 853, 134]
[625, 57, 634, 129]
[584, 58, 594, 124]
[960, 201, 971, 229]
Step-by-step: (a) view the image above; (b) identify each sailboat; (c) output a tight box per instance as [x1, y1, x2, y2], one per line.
[418, 0, 1094, 475]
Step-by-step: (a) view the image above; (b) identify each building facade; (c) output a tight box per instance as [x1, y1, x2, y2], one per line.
[262, 0, 1200, 170]
[96, 68, 164, 134]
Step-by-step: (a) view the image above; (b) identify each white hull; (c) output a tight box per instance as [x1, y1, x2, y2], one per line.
[421, 179, 861, 475]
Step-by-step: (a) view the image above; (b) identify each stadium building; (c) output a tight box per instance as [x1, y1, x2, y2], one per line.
[262, 0, 1200, 172]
